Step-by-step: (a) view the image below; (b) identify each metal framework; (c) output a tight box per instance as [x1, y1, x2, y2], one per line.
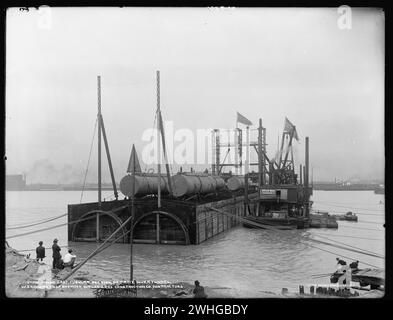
[211, 121, 268, 180]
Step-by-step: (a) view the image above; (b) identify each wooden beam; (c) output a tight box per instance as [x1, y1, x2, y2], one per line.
[100, 115, 118, 200]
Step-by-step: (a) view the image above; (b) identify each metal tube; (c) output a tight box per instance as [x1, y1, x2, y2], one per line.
[227, 176, 245, 191]
[172, 174, 225, 197]
[120, 174, 169, 197]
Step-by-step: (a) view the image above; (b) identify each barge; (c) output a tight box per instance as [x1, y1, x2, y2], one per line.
[67, 72, 315, 245]
[68, 191, 249, 245]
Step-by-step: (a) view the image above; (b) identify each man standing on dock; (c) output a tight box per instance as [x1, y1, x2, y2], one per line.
[193, 280, 207, 298]
[52, 239, 61, 269]
[36, 241, 45, 262]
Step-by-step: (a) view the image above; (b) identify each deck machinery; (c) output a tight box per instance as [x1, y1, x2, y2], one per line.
[68, 72, 313, 245]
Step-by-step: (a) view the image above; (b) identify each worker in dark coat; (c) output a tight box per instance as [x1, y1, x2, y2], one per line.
[52, 238, 61, 269]
[193, 280, 207, 298]
[36, 241, 45, 262]
[349, 260, 359, 270]
[336, 257, 347, 266]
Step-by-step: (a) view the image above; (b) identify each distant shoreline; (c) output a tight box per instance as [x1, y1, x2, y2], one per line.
[6, 186, 383, 192]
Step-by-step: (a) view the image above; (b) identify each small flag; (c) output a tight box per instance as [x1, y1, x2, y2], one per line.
[284, 117, 299, 141]
[127, 144, 142, 173]
[237, 112, 253, 126]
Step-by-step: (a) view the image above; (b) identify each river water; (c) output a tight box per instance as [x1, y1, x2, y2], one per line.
[5, 190, 385, 297]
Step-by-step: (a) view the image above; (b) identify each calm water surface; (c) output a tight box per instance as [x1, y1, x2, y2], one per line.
[6, 190, 385, 296]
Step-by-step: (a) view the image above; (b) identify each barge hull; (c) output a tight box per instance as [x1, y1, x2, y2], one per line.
[68, 195, 247, 245]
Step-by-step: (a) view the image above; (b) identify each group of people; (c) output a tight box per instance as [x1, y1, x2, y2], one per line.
[35, 238, 77, 270]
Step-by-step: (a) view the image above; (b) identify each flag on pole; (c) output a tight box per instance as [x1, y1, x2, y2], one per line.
[284, 117, 299, 141]
[237, 112, 253, 126]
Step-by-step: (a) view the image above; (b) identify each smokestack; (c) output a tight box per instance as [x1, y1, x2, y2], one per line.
[305, 137, 309, 188]
[258, 118, 264, 187]
[299, 165, 302, 185]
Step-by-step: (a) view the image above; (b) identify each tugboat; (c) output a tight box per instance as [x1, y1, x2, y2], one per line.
[374, 185, 385, 194]
[333, 211, 358, 222]
[243, 210, 302, 230]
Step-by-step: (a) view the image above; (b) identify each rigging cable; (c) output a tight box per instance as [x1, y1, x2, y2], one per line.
[6, 204, 130, 240]
[310, 233, 383, 241]
[310, 234, 384, 258]
[313, 201, 384, 212]
[338, 225, 384, 232]
[143, 112, 157, 173]
[209, 207, 384, 265]
[80, 117, 98, 204]
[301, 242, 380, 269]
[6, 213, 67, 230]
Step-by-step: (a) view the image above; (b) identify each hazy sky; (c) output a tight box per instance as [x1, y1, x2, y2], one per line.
[6, 7, 384, 184]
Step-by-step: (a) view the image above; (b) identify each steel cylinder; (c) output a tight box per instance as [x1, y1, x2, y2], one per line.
[227, 176, 245, 191]
[120, 174, 169, 197]
[171, 174, 225, 197]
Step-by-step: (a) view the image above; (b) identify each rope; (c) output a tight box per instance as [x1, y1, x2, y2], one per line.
[314, 235, 384, 257]
[339, 225, 384, 232]
[6, 213, 67, 230]
[311, 233, 383, 241]
[302, 242, 380, 269]
[143, 113, 157, 173]
[314, 201, 384, 212]
[80, 117, 98, 204]
[356, 220, 384, 225]
[6, 205, 130, 240]
[16, 246, 70, 253]
[59, 213, 133, 282]
[308, 238, 384, 259]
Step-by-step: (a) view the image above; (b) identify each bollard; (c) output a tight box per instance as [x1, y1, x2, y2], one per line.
[299, 285, 304, 295]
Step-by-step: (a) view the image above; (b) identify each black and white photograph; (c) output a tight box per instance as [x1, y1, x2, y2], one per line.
[5, 6, 385, 301]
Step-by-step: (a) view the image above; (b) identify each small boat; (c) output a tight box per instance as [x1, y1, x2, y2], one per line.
[243, 212, 308, 230]
[309, 211, 338, 228]
[333, 211, 358, 222]
[374, 186, 385, 194]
